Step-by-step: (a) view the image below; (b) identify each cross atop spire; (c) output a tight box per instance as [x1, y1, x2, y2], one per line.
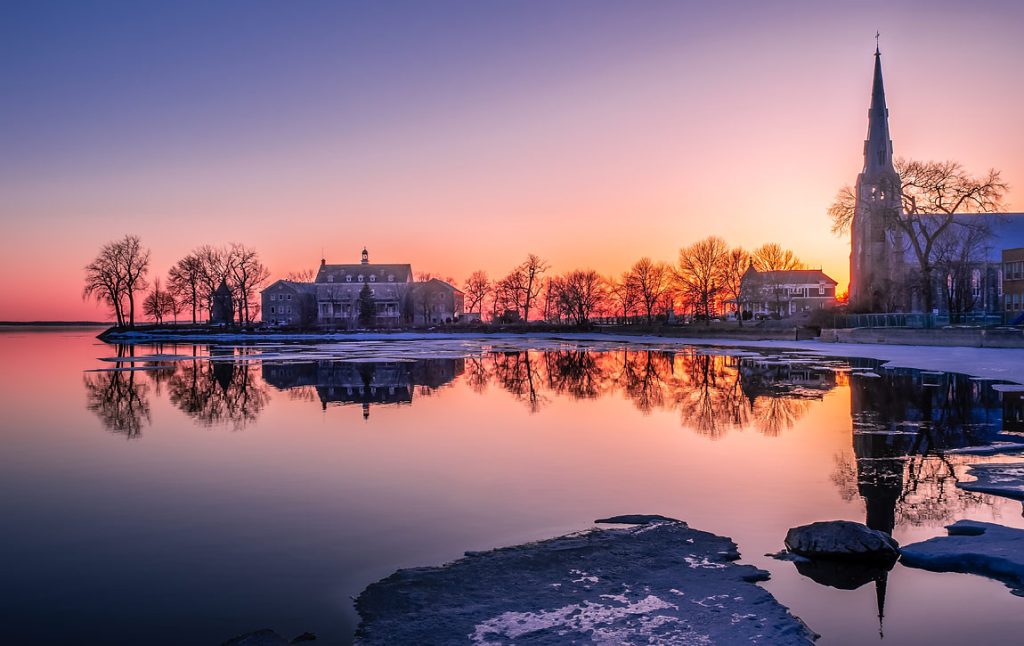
[875, 31, 880, 55]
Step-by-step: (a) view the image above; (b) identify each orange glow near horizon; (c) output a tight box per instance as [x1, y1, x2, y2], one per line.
[2, 3, 1022, 320]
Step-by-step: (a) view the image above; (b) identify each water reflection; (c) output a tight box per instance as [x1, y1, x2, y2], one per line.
[86, 346, 1018, 452]
[262, 359, 465, 419]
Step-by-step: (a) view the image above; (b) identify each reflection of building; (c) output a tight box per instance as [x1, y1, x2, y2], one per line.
[846, 366, 1010, 634]
[261, 249, 465, 328]
[262, 358, 464, 419]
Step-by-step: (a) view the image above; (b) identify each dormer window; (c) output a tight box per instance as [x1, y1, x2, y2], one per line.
[369, 275, 376, 282]
[358, 275, 364, 282]
[388, 274, 394, 282]
[346, 275, 352, 282]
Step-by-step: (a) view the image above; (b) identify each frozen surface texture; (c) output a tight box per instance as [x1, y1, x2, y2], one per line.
[354, 516, 817, 645]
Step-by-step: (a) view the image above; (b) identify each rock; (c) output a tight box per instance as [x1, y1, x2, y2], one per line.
[900, 520, 1024, 596]
[355, 516, 817, 644]
[290, 633, 317, 643]
[784, 520, 900, 562]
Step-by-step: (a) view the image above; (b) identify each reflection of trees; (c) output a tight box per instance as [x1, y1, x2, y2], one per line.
[83, 369, 151, 439]
[481, 348, 825, 438]
[489, 352, 547, 413]
[167, 360, 269, 430]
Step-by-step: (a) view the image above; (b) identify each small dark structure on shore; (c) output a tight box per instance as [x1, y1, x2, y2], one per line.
[210, 279, 234, 325]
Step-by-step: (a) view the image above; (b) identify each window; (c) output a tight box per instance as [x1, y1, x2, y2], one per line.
[287, 294, 292, 300]
[388, 274, 394, 282]
[370, 275, 376, 282]
[269, 306, 275, 314]
[346, 275, 352, 282]
[818, 284, 825, 295]
[358, 275, 364, 282]
[270, 294, 276, 301]
[328, 275, 334, 283]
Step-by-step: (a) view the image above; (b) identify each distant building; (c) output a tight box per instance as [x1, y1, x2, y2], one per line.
[210, 279, 234, 325]
[1004, 248, 1024, 323]
[739, 267, 838, 319]
[261, 248, 464, 328]
[848, 45, 1024, 315]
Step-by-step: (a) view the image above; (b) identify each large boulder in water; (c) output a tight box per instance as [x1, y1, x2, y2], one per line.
[785, 520, 899, 562]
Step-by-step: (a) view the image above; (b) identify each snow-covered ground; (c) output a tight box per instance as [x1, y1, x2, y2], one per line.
[102, 330, 1024, 384]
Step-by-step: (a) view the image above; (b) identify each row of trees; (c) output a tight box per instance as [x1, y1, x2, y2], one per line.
[85, 236, 271, 327]
[461, 242, 806, 326]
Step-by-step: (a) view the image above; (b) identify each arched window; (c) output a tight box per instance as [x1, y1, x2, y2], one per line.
[358, 275, 365, 282]
[346, 275, 352, 282]
[370, 275, 376, 282]
[388, 274, 394, 282]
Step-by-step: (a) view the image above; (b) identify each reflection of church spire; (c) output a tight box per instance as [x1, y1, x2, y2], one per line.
[362, 401, 370, 420]
[876, 575, 887, 639]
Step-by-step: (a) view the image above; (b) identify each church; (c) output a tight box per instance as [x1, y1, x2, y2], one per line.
[848, 44, 1024, 320]
[261, 249, 465, 328]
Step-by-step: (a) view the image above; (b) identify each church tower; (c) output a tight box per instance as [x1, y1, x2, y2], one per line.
[849, 42, 904, 312]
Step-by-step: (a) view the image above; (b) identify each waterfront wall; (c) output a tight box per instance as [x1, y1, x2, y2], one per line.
[822, 327, 1024, 348]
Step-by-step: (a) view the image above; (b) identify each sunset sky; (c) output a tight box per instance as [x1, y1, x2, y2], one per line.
[2, 0, 1021, 321]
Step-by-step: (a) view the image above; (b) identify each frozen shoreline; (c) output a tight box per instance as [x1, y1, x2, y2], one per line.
[101, 329, 1024, 385]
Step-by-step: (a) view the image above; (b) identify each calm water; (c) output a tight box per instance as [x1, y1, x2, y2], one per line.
[3, 329, 1024, 645]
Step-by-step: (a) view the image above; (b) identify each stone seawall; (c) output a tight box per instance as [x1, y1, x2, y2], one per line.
[822, 327, 1024, 348]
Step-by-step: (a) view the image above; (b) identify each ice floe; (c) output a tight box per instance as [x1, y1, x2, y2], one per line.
[901, 520, 1024, 596]
[353, 515, 816, 645]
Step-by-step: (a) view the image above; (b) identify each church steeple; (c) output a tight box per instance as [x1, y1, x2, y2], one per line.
[863, 41, 895, 178]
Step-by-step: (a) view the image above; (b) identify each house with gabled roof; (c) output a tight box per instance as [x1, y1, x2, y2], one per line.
[739, 267, 838, 319]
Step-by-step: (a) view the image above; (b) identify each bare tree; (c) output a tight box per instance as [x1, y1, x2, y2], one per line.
[117, 235, 150, 327]
[520, 254, 548, 322]
[83, 235, 150, 327]
[84, 241, 126, 326]
[286, 268, 316, 282]
[143, 278, 174, 324]
[751, 243, 804, 272]
[720, 247, 750, 325]
[495, 254, 549, 322]
[195, 245, 230, 316]
[551, 270, 606, 325]
[828, 158, 1008, 311]
[228, 243, 271, 324]
[168, 252, 205, 323]
[676, 236, 729, 324]
[462, 270, 490, 316]
[628, 257, 670, 324]
[608, 271, 639, 322]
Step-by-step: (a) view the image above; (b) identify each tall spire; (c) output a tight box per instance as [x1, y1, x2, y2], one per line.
[863, 39, 895, 177]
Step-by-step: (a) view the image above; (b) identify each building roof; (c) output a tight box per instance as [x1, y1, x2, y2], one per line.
[901, 213, 1024, 263]
[420, 277, 464, 294]
[264, 279, 316, 295]
[315, 263, 413, 284]
[742, 267, 838, 285]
